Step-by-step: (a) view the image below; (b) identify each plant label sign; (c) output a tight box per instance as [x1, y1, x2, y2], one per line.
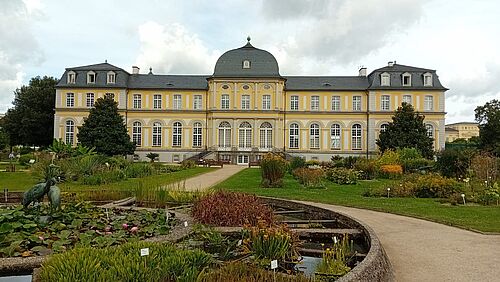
[183, 221, 188, 227]
[140, 248, 149, 256]
[270, 260, 278, 270]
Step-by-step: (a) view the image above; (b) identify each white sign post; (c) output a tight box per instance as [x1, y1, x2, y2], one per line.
[141, 248, 149, 268]
[271, 260, 278, 282]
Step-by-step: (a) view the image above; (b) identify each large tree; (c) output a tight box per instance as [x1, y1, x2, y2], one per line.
[376, 103, 434, 158]
[2, 76, 57, 147]
[77, 96, 135, 156]
[475, 99, 500, 155]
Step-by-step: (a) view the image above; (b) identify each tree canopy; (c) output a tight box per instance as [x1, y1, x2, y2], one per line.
[475, 99, 500, 155]
[77, 96, 135, 156]
[2, 76, 57, 147]
[376, 102, 434, 158]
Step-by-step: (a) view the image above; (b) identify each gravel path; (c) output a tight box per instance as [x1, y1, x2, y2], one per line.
[180, 165, 245, 191]
[297, 201, 500, 282]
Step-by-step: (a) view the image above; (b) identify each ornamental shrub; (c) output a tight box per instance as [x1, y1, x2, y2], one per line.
[325, 168, 359, 185]
[260, 153, 287, 188]
[354, 158, 377, 179]
[376, 150, 401, 167]
[288, 156, 306, 173]
[292, 167, 325, 188]
[378, 165, 403, 179]
[191, 191, 274, 226]
[435, 148, 475, 178]
[389, 174, 462, 198]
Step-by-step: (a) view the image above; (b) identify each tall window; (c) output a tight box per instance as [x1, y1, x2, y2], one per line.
[310, 123, 320, 149]
[402, 73, 412, 86]
[290, 96, 299, 110]
[381, 95, 390, 111]
[238, 122, 252, 148]
[153, 94, 162, 109]
[193, 122, 202, 147]
[193, 95, 202, 110]
[262, 95, 271, 110]
[133, 94, 141, 109]
[330, 124, 341, 149]
[66, 93, 74, 107]
[426, 124, 434, 138]
[86, 93, 94, 108]
[311, 96, 319, 111]
[152, 122, 162, 147]
[172, 122, 182, 147]
[424, 95, 433, 111]
[331, 96, 340, 111]
[65, 120, 74, 145]
[221, 94, 230, 109]
[132, 121, 142, 146]
[289, 123, 299, 149]
[105, 93, 114, 100]
[173, 94, 182, 110]
[351, 124, 362, 150]
[218, 122, 231, 148]
[241, 95, 250, 110]
[402, 95, 412, 105]
[107, 72, 116, 84]
[381, 73, 390, 86]
[260, 122, 272, 149]
[353, 96, 361, 111]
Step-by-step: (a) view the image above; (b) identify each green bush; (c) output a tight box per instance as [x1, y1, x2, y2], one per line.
[181, 160, 197, 169]
[260, 153, 287, 188]
[289, 156, 306, 173]
[18, 154, 34, 165]
[435, 148, 475, 178]
[354, 158, 377, 179]
[376, 150, 401, 167]
[390, 174, 462, 198]
[82, 170, 126, 185]
[401, 158, 434, 172]
[325, 168, 359, 185]
[39, 242, 212, 282]
[292, 167, 325, 188]
[124, 162, 155, 178]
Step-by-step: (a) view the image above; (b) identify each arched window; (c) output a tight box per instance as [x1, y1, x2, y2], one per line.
[289, 123, 299, 149]
[132, 121, 142, 146]
[193, 122, 202, 148]
[330, 124, 341, 149]
[351, 124, 362, 150]
[426, 124, 434, 138]
[260, 122, 273, 149]
[172, 122, 182, 147]
[152, 122, 162, 147]
[218, 122, 231, 148]
[65, 120, 74, 145]
[380, 123, 389, 133]
[239, 122, 252, 148]
[310, 123, 320, 149]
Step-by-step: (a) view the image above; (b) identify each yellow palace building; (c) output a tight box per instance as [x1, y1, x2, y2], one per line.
[54, 39, 447, 164]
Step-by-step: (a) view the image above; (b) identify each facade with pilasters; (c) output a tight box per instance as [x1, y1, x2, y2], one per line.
[54, 39, 447, 163]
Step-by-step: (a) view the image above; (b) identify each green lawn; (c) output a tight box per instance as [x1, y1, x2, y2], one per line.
[1, 167, 215, 192]
[214, 168, 500, 233]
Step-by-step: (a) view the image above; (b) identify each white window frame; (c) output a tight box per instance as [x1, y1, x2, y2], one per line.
[381, 95, 390, 111]
[309, 123, 320, 149]
[173, 94, 182, 110]
[426, 124, 434, 138]
[86, 93, 94, 108]
[153, 94, 162, 109]
[380, 123, 389, 133]
[402, 73, 412, 86]
[289, 123, 299, 149]
[65, 120, 74, 145]
[133, 94, 142, 109]
[132, 121, 142, 146]
[352, 96, 362, 111]
[331, 96, 341, 111]
[241, 95, 250, 110]
[193, 122, 202, 148]
[238, 122, 252, 148]
[290, 96, 299, 111]
[105, 93, 115, 100]
[87, 71, 96, 84]
[424, 95, 433, 111]
[351, 124, 362, 150]
[107, 71, 116, 84]
[423, 73, 433, 86]
[259, 122, 273, 149]
[218, 122, 231, 148]
[311, 96, 320, 111]
[152, 122, 162, 147]
[381, 72, 390, 86]
[67, 71, 76, 84]
[402, 95, 412, 105]
[262, 95, 271, 110]
[172, 122, 182, 147]
[330, 124, 341, 149]
[221, 94, 230, 109]
[193, 95, 202, 110]
[66, 93, 75, 107]
[242, 60, 251, 69]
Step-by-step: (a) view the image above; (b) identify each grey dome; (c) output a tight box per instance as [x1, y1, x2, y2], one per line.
[213, 40, 280, 77]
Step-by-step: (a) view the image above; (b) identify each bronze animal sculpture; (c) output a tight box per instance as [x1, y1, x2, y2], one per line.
[22, 177, 60, 209]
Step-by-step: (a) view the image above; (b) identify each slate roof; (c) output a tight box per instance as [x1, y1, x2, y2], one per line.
[127, 74, 208, 90]
[284, 76, 369, 91]
[367, 63, 448, 90]
[57, 63, 129, 88]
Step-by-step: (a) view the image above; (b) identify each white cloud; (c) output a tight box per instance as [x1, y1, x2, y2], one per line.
[135, 22, 220, 74]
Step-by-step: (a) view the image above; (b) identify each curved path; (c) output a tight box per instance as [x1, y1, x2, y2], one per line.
[297, 201, 500, 282]
[181, 165, 245, 191]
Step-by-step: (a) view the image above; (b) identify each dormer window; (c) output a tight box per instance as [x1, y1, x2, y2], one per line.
[107, 71, 116, 84]
[87, 71, 96, 84]
[423, 73, 433, 86]
[242, 60, 251, 69]
[67, 71, 76, 84]
[402, 73, 411, 86]
[380, 73, 390, 86]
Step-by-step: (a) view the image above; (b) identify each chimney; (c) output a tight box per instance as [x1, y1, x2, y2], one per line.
[358, 66, 367, 76]
[388, 61, 395, 67]
[132, 66, 140, 74]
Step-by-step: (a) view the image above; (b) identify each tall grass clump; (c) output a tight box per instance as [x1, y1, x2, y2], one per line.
[316, 235, 354, 279]
[134, 181, 212, 207]
[198, 262, 310, 282]
[124, 162, 155, 178]
[260, 153, 287, 188]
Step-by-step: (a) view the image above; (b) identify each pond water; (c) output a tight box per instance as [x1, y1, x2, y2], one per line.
[296, 256, 322, 277]
[0, 275, 32, 282]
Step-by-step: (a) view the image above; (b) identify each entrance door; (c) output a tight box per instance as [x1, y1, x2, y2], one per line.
[237, 155, 249, 165]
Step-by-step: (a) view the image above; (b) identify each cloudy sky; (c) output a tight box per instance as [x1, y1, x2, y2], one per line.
[1, 0, 499, 123]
